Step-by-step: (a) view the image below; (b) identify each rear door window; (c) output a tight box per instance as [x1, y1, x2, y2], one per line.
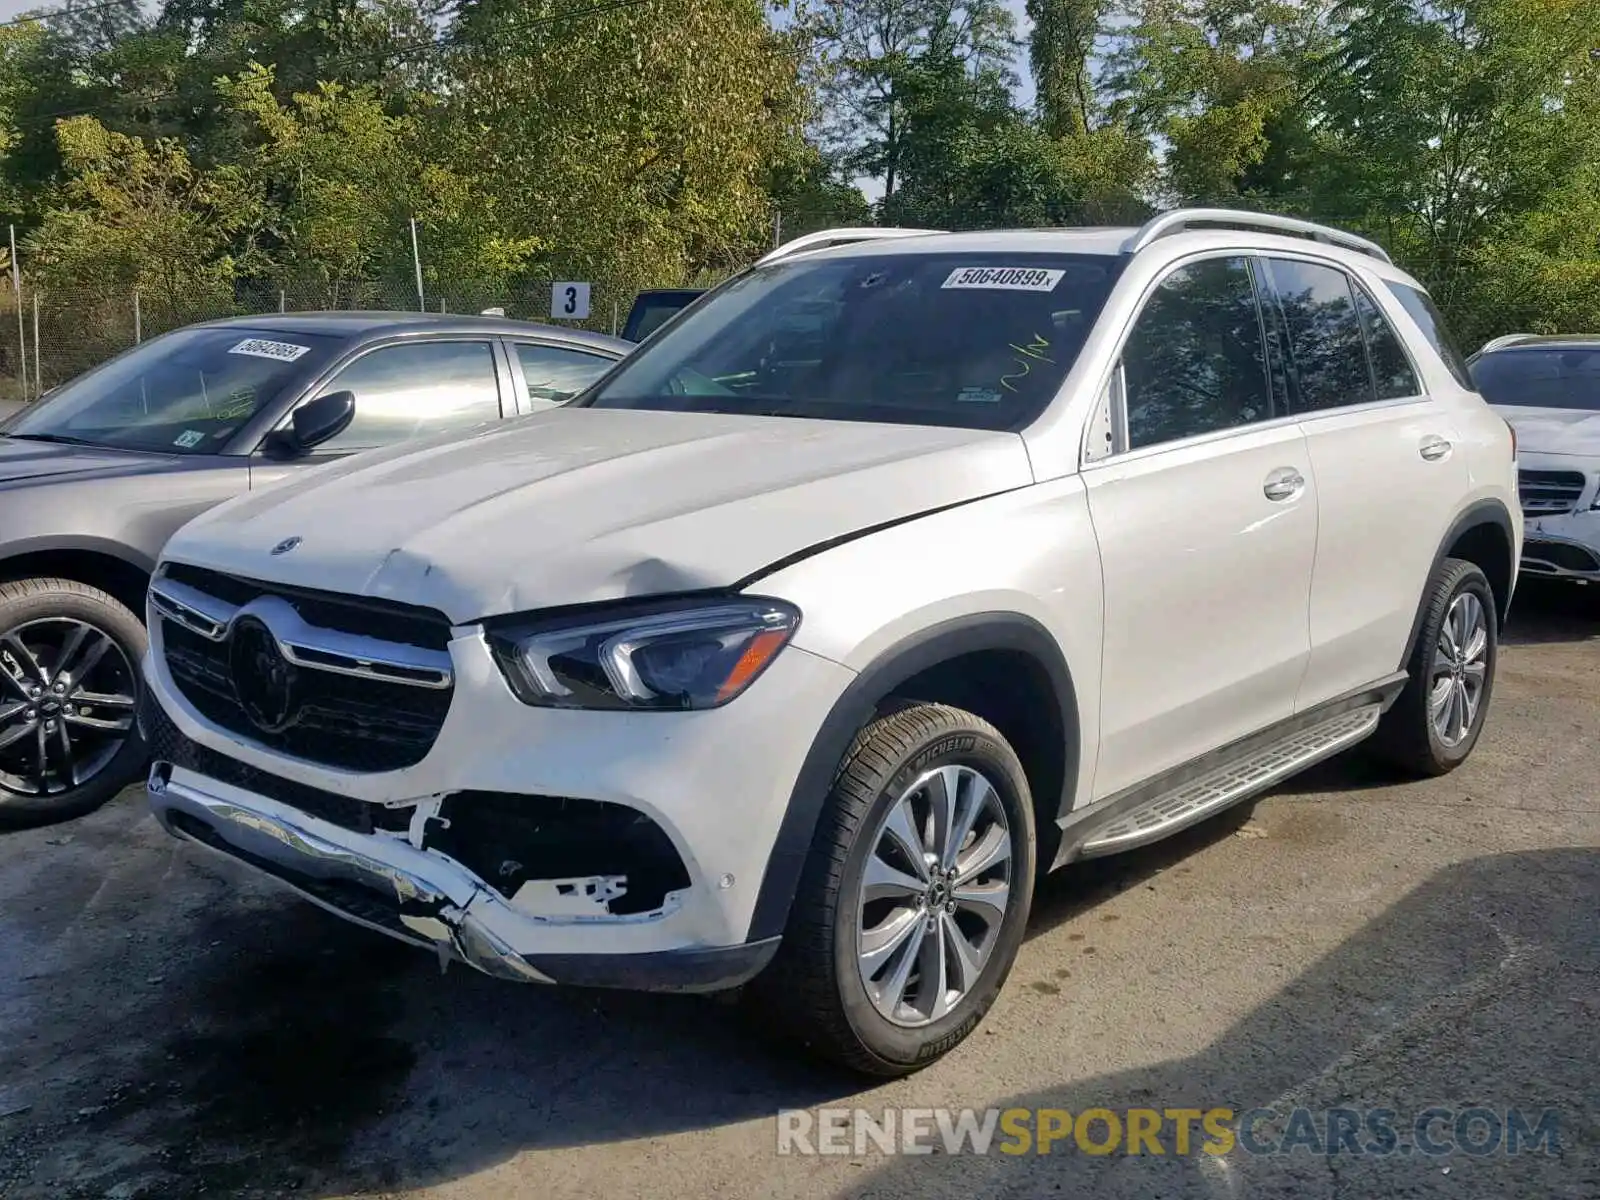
[1264, 257, 1375, 412]
[1355, 286, 1420, 399]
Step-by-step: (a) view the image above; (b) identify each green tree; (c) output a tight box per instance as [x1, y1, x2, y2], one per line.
[215, 62, 419, 297]
[1027, 0, 1104, 137]
[26, 115, 257, 312]
[439, 0, 802, 297]
[1308, 0, 1600, 323]
[794, 0, 1017, 202]
[1104, 0, 1333, 205]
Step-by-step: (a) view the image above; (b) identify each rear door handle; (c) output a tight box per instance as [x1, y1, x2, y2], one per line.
[1419, 435, 1453, 462]
[1263, 467, 1306, 502]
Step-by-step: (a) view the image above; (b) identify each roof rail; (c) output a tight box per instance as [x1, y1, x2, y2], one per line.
[1476, 333, 1538, 354]
[755, 226, 946, 268]
[1125, 208, 1394, 265]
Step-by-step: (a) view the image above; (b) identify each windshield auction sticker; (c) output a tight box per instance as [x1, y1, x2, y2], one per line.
[228, 338, 312, 362]
[941, 267, 1066, 292]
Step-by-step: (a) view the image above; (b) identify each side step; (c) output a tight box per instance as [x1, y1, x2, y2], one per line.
[1077, 704, 1382, 858]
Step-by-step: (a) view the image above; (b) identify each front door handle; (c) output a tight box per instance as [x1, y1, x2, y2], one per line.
[1263, 467, 1306, 502]
[1419, 435, 1453, 462]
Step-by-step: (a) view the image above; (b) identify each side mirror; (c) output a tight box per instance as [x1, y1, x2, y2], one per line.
[264, 390, 355, 457]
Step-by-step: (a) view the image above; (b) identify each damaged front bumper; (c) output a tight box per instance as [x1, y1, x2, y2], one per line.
[147, 761, 779, 993]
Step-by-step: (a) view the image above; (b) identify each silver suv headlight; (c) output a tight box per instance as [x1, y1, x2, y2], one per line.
[486, 597, 801, 711]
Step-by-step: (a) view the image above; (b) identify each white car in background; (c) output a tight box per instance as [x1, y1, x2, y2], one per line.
[1469, 335, 1600, 585]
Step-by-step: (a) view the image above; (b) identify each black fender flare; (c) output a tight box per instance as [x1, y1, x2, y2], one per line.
[1399, 498, 1517, 671]
[745, 612, 1081, 943]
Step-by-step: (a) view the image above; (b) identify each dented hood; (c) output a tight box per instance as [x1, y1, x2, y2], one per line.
[165, 408, 1034, 623]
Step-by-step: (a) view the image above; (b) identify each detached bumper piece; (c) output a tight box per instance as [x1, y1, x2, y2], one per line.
[143, 706, 776, 993]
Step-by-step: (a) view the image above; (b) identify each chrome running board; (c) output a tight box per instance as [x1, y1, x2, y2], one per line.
[1077, 703, 1383, 858]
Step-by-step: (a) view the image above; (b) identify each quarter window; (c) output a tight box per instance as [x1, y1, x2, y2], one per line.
[512, 343, 615, 408]
[1266, 258, 1373, 412]
[1122, 256, 1273, 450]
[1386, 281, 1474, 389]
[311, 340, 502, 453]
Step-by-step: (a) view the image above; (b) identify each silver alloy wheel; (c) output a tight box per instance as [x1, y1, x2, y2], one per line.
[0, 618, 138, 797]
[855, 763, 1014, 1028]
[1430, 591, 1489, 749]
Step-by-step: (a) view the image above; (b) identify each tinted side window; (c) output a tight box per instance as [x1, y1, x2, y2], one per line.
[1123, 256, 1272, 450]
[1266, 258, 1374, 412]
[315, 341, 502, 453]
[513, 343, 615, 408]
[1355, 286, 1419, 399]
[1386, 282, 1473, 388]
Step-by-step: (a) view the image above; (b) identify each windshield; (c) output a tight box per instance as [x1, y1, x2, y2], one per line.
[1470, 347, 1600, 411]
[583, 252, 1123, 430]
[5, 326, 340, 454]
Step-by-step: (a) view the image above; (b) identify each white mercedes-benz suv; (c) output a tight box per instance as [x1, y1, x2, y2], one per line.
[1468, 334, 1600, 586]
[141, 211, 1520, 1076]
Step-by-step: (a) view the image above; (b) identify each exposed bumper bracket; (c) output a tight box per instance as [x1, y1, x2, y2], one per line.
[147, 762, 776, 994]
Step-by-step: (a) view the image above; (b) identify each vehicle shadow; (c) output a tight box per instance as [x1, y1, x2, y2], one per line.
[844, 847, 1599, 1199]
[1501, 579, 1599, 646]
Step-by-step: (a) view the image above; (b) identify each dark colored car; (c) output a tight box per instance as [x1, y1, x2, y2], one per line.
[621, 289, 706, 342]
[0, 312, 631, 826]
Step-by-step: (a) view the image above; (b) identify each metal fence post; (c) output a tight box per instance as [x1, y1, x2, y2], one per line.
[410, 217, 426, 311]
[10, 224, 26, 400]
[32, 290, 40, 396]
[133, 288, 142, 344]
[279, 290, 286, 313]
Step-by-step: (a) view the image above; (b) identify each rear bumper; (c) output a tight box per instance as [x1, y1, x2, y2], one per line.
[147, 762, 778, 993]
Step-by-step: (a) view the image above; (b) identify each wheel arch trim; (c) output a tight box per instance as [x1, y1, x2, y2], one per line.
[1400, 498, 1516, 672]
[745, 612, 1080, 943]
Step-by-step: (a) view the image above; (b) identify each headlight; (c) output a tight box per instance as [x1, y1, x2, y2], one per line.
[487, 598, 801, 710]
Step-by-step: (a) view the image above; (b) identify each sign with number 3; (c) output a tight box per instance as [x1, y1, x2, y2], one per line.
[550, 282, 591, 321]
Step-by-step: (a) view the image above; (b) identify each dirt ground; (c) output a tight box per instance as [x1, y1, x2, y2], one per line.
[1, 582, 1596, 1200]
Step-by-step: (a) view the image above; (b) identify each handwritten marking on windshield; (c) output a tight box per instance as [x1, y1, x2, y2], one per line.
[1001, 333, 1055, 393]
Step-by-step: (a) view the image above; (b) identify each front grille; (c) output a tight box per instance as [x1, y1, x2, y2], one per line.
[161, 562, 454, 651]
[156, 568, 454, 773]
[1517, 469, 1587, 517]
[1522, 539, 1600, 574]
[144, 699, 410, 835]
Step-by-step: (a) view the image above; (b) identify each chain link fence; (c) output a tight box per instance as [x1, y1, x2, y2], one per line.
[0, 273, 697, 404]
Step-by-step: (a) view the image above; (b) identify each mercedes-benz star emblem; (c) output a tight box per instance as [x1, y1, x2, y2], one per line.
[229, 616, 300, 733]
[270, 536, 303, 556]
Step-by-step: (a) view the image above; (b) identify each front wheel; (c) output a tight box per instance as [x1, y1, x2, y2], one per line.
[750, 703, 1036, 1077]
[1372, 557, 1498, 777]
[0, 578, 148, 829]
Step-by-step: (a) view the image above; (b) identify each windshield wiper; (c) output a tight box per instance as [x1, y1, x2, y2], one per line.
[3, 432, 105, 448]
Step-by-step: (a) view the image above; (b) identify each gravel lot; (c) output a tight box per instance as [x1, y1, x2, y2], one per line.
[1, 582, 1596, 1200]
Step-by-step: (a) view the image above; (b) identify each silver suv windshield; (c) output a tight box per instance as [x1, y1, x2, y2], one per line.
[1470, 346, 1600, 411]
[582, 252, 1123, 430]
[5, 326, 340, 454]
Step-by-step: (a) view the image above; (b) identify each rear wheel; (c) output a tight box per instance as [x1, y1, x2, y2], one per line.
[0, 578, 147, 828]
[1372, 558, 1497, 777]
[750, 703, 1035, 1077]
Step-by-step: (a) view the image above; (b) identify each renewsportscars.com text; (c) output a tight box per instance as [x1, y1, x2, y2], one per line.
[776, 1106, 1562, 1157]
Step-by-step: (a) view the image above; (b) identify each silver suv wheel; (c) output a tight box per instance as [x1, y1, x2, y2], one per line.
[856, 764, 1015, 1028]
